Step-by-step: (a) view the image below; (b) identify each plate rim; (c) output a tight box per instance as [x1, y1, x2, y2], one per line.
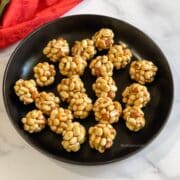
[2, 14, 174, 165]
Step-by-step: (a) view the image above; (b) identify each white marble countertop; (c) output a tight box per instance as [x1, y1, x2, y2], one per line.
[0, 0, 180, 179]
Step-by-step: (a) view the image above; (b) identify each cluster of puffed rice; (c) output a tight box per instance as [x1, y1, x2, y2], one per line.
[122, 83, 150, 108]
[57, 75, 86, 102]
[123, 106, 145, 132]
[59, 56, 87, 76]
[72, 39, 97, 60]
[92, 76, 117, 99]
[43, 38, 69, 62]
[14, 27, 158, 154]
[14, 79, 39, 105]
[35, 91, 60, 115]
[92, 28, 114, 50]
[68, 92, 93, 119]
[93, 97, 122, 124]
[61, 122, 86, 152]
[33, 62, 56, 86]
[89, 55, 113, 77]
[89, 123, 116, 153]
[108, 43, 132, 69]
[48, 108, 73, 134]
[129, 60, 158, 84]
[21, 109, 46, 133]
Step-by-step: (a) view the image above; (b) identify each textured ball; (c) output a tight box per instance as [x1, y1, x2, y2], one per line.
[33, 62, 56, 86]
[129, 60, 158, 84]
[43, 38, 69, 62]
[89, 123, 116, 153]
[21, 109, 46, 133]
[89, 55, 113, 77]
[59, 56, 87, 76]
[123, 106, 145, 132]
[61, 122, 86, 152]
[92, 76, 117, 99]
[122, 83, 150, 108]
[14, 79, 39, 105]
[108, 43, 132, 69]
[93, 97, 122, 124]
[35, 91, 60, 115]
[48, 108, 73, 134]
[57, 75, 86, 102]
[71, 39, 97, 60]
[68, 92, 93, 119]
[92, 28, 114, 50]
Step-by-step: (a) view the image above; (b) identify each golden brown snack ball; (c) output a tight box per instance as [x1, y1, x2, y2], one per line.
[21, 109, 46, 133]
[89, 123, 116, 153]
[43, 38, 69, 62]
[68, 92, 93, 119]
[123, 106, 145, 132]
[89, 55, 113, 77]
[14, 79, 39, 105]
[108, 43, 132, 69]
[48, 108, 73, 134]
[129, 60, 158, 84]
[122, 83, 150, 108]
[71, 39, 97, 60]
[35, 91, 60, 116]
[57, 75, 86, 102]
[59, 56, 87, 76]
[92, 76, 117, 99]
[61, 122, 86, 152]
[33, 62, 56, 87]
[93, 97, 122, 124]
[92, 28, 114, 50]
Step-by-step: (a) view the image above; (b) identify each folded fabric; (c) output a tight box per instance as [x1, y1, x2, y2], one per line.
[0, 0, 82, 49]
[2, 0, 39, 27]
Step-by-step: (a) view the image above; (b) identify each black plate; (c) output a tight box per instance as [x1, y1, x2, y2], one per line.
[3, 15, 173, 165]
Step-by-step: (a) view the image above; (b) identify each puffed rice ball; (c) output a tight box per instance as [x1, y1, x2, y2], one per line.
[57, 75, 86, 102]
[89, 123, 116, 153]
[129, 60, 158, 84]
[61, 122, 86, 152]
[59, 56, 87, 76]
[21, 110, 46, 133]
[71, 39, 97, 60]
[123, 106, 145, 132]
[48, 108, 73, 134]
[122, 83, 150, 108]
[33, 62, 56, 86]
[43, 38, 69, 62]
[92, 76, 117, 99]
[108, 43, 132, 69]
[68, 92, 93, 119]
[35, 91, 60, 115]
[92, 28, 114, 50]
[93, 97, 122, 124]
[89, 55, 113, 77]
[14, 79, 39, 105]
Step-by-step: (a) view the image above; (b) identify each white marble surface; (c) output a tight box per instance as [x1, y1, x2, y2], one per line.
[0, 0, 180, 179]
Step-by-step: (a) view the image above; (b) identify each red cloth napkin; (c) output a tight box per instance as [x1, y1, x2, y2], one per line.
[0, 0, 82, 49]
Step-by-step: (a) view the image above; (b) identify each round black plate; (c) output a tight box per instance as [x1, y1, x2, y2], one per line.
[3, 15, 173, 165]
